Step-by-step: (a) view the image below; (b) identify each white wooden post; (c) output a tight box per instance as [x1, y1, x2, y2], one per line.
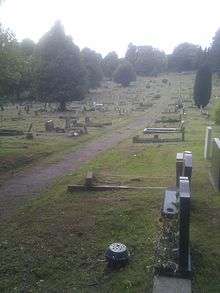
[204, 126, 212, 160]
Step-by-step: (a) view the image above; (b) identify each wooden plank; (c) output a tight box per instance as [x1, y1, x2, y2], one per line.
[67, 184, 166, 192]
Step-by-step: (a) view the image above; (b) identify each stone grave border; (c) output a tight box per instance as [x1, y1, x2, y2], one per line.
[133, 121, 185, 143]
[155, 151, 192, 281]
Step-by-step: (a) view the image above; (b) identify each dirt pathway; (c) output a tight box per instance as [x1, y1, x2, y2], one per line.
[0, 98, 170, 219]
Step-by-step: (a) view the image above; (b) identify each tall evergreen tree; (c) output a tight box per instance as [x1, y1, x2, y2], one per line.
[125, 43, 137, 66]
[0, 24, 22, 102]
[81, 48, 103, 89]
[34, 21, 86, 111]
[125, 44, 166, 76]
[13, 39, 36, 102]
[113, 60, 136, 87]
[102, 51, 119, 79]
[168, 43, 202, 72]
[193, 64, 212, 108]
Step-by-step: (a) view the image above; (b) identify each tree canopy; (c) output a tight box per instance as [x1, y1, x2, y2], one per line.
[81, 47, 103, 89]
[210, 29, 220, 73]
[102, 51, 119, 79]
[34, 21, 86, 111]
[193, 64, 212, 108]
[0, 24, 23, 101]
[125, 44, 166, 76]
[168, 42, 203, 72]
[113, 61, 136, 87]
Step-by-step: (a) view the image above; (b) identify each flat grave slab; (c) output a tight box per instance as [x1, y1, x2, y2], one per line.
[161, 188, 178, 218]
[152, 276, 191, 293]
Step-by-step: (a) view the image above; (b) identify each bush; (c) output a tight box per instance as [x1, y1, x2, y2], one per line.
[113, 61, 136, 87]
[193, 64, 212, 108]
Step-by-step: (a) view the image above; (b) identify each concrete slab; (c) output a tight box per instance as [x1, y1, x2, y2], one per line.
[152, 276, 191, 293]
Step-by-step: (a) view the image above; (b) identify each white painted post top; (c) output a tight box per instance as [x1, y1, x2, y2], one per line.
[176, 152, 184, 161]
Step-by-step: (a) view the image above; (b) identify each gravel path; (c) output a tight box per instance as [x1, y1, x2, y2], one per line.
[0, 98, 170, 219]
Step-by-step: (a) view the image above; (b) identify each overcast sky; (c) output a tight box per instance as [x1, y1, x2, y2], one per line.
[0, 0, 220, 57]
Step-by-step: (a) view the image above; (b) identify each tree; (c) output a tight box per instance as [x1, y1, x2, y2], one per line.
[0, 24, 22, 103]
[20, 38, 35, 57]
[210, 28, 220, 73]
[102, 51, 119, 79]
[168, 43, 202, 72]
[125, 43, 137, 66]
[125, 44, 166, 76]
[33, 21, 86, 111]
[13, 39, 36, 103]
[81, 48, 103, 89]
[113, 60, 136, 87]
[193, 64, 212, 108]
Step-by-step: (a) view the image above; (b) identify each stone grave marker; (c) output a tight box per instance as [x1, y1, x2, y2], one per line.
[204, 126, 212, 160]
[210, 138, 220, 191]
[179, 176, 191, 275]
[183, 151, 192, 182]
[176, 152, 184, 187]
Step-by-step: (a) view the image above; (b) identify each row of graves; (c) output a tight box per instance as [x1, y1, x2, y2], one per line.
[67, 151, 193, 292]
[133, 99, 186, 144]
[153, 151, 193, 292]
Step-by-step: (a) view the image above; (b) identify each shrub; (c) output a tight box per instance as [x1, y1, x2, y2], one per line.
[193, 64, 212, 108]
[113, 61, 136, 87]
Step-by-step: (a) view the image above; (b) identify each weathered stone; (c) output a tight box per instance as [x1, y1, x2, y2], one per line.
[45, 120, 54, 132]
[152, 276, 191, 293]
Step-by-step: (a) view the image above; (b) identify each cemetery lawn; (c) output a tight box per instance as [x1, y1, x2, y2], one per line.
[0, 73, 193, 182]
[1, 106, 220, 292]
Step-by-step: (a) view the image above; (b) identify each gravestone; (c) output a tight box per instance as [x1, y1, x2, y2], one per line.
[45, 120, 54, 132]
[210, 138, 220, 191]
[65, 117, 71, 130]
[161, 188, 178, 218]
[179, 177, 191, 275]
[85, 171, 94, 188]
[204, 126, 212, 160]
[176, 153, 184, 187]
[183, 151, 192, 182]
